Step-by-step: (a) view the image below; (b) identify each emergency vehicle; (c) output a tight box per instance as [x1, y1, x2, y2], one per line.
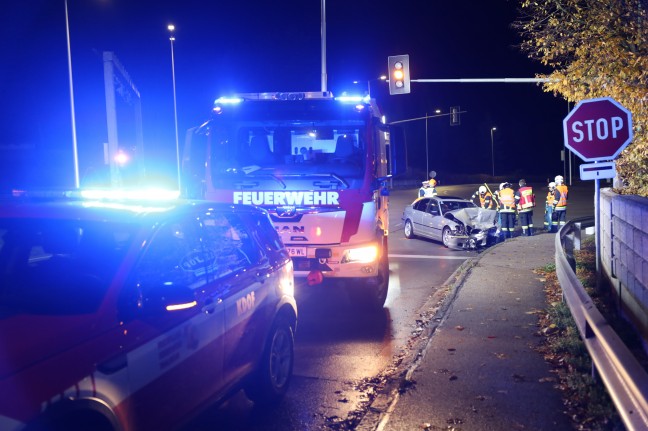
[182, 91, 405, 309]
[0, 192, 297, 430]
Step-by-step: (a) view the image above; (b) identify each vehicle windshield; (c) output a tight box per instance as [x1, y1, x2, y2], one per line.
[440, 200, 476, 213]
[210, 122, 366, 189]
[0, 219, 136, 315]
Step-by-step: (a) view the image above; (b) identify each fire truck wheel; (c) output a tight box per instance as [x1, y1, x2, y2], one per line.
[404, 219, 415, 239]
[244, 316, 294, 406]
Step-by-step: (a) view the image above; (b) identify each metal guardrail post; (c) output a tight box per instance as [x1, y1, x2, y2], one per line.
[555, 217, 648, 430]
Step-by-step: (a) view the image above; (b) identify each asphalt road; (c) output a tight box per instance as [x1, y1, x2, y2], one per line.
[182, 181, 595, 431]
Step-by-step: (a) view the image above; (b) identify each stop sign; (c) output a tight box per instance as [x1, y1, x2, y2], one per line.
[563, 97, 633, 162]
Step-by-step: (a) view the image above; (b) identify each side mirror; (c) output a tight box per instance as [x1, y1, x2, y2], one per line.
[140, 283, 198, 314]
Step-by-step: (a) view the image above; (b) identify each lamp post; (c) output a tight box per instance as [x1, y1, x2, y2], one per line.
[168, 24, 181, 192]
[64, 0, 80, 188]
[424, 109, 442, 177]
[490, 127, 497, 177]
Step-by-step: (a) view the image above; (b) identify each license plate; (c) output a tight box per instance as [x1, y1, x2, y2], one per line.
[286, 247, 307, 257]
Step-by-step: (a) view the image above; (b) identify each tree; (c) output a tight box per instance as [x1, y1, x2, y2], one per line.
[514, 0, 648, 196]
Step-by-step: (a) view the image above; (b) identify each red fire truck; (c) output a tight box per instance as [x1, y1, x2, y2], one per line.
[182, 91, 405, 309]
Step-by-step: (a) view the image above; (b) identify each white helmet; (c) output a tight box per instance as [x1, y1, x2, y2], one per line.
[479, 186, 487, 194]
[499, 182, 506, 190]
[548, 182, 556, 189]
[554, 175, 564, 184]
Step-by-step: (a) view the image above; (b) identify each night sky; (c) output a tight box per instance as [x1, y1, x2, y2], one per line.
[1, 0, 570, 188]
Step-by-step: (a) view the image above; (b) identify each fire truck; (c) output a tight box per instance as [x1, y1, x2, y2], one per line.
[182, 91, 405, 309]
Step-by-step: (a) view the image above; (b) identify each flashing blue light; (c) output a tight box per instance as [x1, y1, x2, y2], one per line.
[334, 94, 370, 104]
[214, 97, 244, 105]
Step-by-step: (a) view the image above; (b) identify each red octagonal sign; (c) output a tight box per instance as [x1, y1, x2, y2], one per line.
[563, 97, 633, 162]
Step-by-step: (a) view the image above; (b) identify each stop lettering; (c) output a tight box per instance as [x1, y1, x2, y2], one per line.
[563, 97, 633, 162]
[570, 117, 624, 143]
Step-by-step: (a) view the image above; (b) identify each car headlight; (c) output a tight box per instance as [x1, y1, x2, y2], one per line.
[341, 245, 379, 264]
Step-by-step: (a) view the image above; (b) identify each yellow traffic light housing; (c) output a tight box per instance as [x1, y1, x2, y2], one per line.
[388, 55, 410, 95]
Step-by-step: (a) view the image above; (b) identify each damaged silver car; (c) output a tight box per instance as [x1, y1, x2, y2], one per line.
[402, 196, 499, 250]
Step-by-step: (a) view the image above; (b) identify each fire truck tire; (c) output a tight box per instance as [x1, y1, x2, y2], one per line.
[244, 316, 294, 406]
[404, 219, 415, 239]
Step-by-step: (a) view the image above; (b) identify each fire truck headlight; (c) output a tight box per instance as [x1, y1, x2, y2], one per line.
[342, 246, 378, 264]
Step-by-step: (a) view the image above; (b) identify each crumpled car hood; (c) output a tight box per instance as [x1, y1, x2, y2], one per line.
[445, 207, 498, 250]
[449, 207, 498, 230]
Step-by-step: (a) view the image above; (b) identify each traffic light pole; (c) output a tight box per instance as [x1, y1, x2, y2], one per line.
[410, 78, 552, 83]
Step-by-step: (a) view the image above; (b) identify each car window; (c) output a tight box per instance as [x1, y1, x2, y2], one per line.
[201, 212, 263, 280]
[428, 201, 440, 215]
[135, 218, 209, 291]
[413, 199, 429, 212]
[0, 219, 135, 315]
[442, 200, 476, 212]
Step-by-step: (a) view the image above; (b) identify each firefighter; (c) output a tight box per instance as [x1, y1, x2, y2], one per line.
[552, 175, 568, 231]
[471, 185, 494, 209]
[418, 179, 437, 198]
[498, 182, 516, 240]
[544, 182, 556, 232]
[418, 181, 428, 198]
[515, 179, 536, 236]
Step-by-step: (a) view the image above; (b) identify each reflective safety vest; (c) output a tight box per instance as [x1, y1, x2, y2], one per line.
[546, 191, 555, 206]
[517, 186, 535, 212]
[498, 188, 516, 212]
[479, 192, 494, 209]
[555, 185, 568, 209]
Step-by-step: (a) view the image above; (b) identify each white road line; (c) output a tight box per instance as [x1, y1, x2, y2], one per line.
[389, 254, 470, 260]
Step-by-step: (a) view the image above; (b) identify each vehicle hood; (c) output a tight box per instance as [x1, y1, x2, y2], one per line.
[448, 208, 498, 231]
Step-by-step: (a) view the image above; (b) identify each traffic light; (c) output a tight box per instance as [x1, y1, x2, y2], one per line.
[388, 55, 410, 95]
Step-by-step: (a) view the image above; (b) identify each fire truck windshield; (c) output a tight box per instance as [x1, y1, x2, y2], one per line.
[209, 121, 366, 190]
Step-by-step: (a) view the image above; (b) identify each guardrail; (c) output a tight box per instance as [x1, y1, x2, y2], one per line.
[555, 217, 648, 430]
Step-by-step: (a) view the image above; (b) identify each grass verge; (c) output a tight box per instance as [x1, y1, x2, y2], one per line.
[535, 236, 626, 430]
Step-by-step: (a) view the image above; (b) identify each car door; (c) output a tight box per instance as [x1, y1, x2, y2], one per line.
[200, 211, 271, 386]
[119, 214, 226, 430]
[417, 199, 441, 239]
[426, 199, 445, 241]
[410, 198, 429, 234]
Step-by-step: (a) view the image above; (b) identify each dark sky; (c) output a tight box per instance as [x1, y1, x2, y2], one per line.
[1, 0, 569, 188]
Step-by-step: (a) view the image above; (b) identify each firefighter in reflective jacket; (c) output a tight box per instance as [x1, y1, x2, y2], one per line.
[471, 185, 494, 209]
[544, 182, 556, 232]
[418, 179, 437, 198]
[515, 179, 536, 236]
[552, 175, 568, 231]
[498, 182, 516, 240]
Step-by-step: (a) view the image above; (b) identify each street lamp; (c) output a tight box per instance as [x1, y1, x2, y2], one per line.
[64, 0, 80, 188]
[490, 127, 497, 177]
[168, 24, 181, 192]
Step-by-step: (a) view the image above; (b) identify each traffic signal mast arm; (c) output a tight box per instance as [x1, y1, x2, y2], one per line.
[409, 78, 553, 83]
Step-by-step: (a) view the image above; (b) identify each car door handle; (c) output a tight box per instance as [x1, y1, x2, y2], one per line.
[202, 296, 222, 315]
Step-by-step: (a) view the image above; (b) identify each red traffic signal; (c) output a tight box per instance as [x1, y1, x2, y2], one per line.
[388, 55, 410, 95]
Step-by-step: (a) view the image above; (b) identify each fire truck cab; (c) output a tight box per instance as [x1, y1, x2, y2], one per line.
[183, 91, 405, 309]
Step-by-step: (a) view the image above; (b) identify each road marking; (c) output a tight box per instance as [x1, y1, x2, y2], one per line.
[389, 254, 469, 260]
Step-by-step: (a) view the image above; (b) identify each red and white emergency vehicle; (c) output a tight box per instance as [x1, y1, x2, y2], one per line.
[183, 91, 405, 309]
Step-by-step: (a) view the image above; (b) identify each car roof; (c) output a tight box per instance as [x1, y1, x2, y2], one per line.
[0, 197, 267, 226]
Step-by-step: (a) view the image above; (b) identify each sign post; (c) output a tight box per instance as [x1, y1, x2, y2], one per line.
[563, 97, 633, 283]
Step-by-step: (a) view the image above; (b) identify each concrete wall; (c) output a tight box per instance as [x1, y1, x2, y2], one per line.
[600, 188, 648, 343]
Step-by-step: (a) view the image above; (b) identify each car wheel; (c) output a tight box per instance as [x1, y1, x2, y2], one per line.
[442, 226, 452, 248]
[244, 316, 294, 406]
[404, 219, 415, 239]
